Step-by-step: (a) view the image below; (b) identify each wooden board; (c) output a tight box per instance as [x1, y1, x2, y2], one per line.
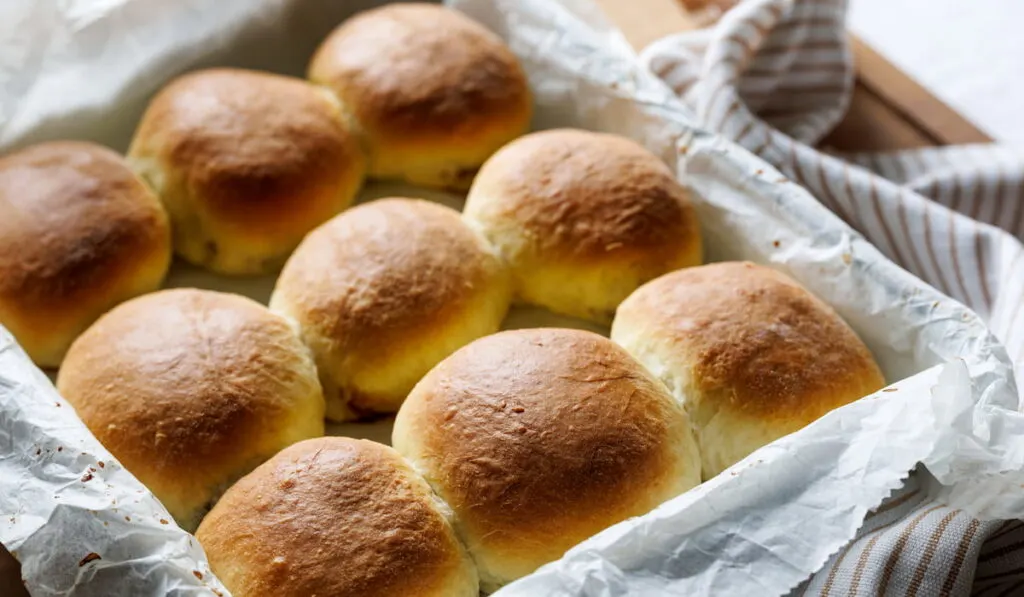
[0, 545, 27, 597]
[822, 37, 992, 151]
[595, 0, 992, 152]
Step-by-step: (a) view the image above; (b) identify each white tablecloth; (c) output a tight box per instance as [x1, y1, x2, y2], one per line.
[849, 0, 1024, 147]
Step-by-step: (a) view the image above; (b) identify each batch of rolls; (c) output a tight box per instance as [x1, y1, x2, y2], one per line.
[0, 3, 888, 596]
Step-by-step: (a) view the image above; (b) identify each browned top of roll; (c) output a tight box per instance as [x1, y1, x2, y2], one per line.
[465, 128, 699, 264]
[129, 68, 361, 233]
[196, 437, 473, 597]
[56, 288, 321, 486]
[395, 328, 687, 551]
[273, 198, 503, 353]
[308, 3, 530, 142]
[0, 141, 168, 313]
[617, 262, 885, 422]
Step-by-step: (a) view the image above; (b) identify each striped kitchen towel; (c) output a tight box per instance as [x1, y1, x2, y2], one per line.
[638, 0, 1024, 594]
[788, 472, 1024, 596]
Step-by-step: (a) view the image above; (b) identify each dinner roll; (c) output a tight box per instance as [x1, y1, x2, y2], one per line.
[196, 437, 478, 597]
[128, 68, 366, 275]
[56, 289, 325, 531]
[393, 328, 701, 590]
[463, 129, 702, 324]
[0, 141, 170, 368]
[270, 198, 511, 422]
[611, 262, 886, 479]
[308, 3, 531, 190]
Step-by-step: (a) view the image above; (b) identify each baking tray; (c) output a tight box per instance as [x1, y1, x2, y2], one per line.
[0, 0, 1015, 595]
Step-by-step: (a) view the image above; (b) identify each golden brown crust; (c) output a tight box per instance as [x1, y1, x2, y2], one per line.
[56, 289, 325, 529]
[308, 4, 531, 189]
[270, 197, 511, 420]
[0, 141, 171, 367]
[310, 3, 530, 147]
[128, 68, 366, 274]
[275, 198, 495, 351]
[463, 128, 702, 323]
[196, 437, 478, 597]
[392, 328, 700, 588]
[465, 128, 700, 265]
[614, 261, 885, 424]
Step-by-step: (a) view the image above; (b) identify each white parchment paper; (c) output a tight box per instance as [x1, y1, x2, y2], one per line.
[1, 1, 1023, 596]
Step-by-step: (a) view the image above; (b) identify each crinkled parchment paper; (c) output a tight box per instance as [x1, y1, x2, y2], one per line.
[1, 1, 1022, 596]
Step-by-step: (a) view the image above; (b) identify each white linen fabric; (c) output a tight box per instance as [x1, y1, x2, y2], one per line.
[640, 1, 1024, 594]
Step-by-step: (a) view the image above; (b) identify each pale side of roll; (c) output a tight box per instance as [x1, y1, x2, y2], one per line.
[128, 68, 367, 275]
[611, 261, 886, 479]
[392, 328, 701, 591]
[56, 289, 326, 530]
[270, 197, 511, 422]
[0, 141, 171, 368]
[196, 437, 479, 597]
[463, 128, 702, 324]
[308, 3, 532, 190]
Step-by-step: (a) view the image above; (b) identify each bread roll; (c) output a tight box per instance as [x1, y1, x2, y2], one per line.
[392, 328, 701, 590]
[270, 198, 511, 422]
[463, 129, 702, 324]
[128, 68, 366, 275]
[308, 3, 531, 190]
[611, 261, 886, 479]
[56, 289, 325, 530]
[0, 141, 171, 368]
[196, 437, 478, 597]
